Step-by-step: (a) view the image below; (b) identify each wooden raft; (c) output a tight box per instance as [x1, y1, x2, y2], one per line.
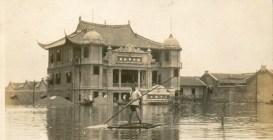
[108, 123, 161, 129]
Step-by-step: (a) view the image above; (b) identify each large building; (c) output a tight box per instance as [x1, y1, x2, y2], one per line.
[38, 17, 182, 103]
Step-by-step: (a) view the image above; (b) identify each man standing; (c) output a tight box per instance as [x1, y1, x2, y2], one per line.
[128, 86, 142, 125]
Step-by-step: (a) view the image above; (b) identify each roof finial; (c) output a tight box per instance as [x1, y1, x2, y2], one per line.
[92, 9, 94, 22]
[64, 29, 67, 37]
[79, 16, 81, 21]
[104, 20, 106, 26]
[128, 20, 131, 44]
[170, 17, 173, 35]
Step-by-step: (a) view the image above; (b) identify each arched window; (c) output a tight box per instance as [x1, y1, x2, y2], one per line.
[55, 73, 61, 84]
[56, 50, 61, 62]
[48, 73, 54, 85]
[50, 53, 54, 63]
[66, 71, 72, 83]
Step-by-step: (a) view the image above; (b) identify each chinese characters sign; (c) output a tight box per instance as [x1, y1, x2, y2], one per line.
[117, 56, 142, 63]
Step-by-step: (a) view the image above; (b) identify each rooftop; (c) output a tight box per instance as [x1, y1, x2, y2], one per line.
[180, 77, 206, 86]
[39, 18, 181, 50]
[210, 73, 253, 84]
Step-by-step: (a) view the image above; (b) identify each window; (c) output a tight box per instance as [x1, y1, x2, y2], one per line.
[56, 50, 61, 62]
[151, 50, 160, 62]
[79, 94, 81, 101]
[208, 86, 213, 94]
[165, 51, 169, 61]
[102, 47, 107, 58]
[93, 92, 99, 98]
[84, 47, 89, 58]
[49, 73, 54, 85]
[103, 92, 107, 97]
[50, 53, 54, 63]
[66, 71, 72, 83]
[152, 71, 158, 84]
[113, 69, 119, 83]
[55, 73, 61, 84]
[93, 65, 100, 75]
[174, 69, 179, 77]
[65, 97, 70, 101]
[192, 88, 195, 95]
[180, 88, 183, 95]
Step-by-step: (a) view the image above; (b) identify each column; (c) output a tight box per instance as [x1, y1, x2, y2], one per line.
[81, 47, 84, 59]
[147, 69, 152, 88]
[118, 69, 121, 88]
[107, 68, 113, 87]
[138, 70, 140, 88]
[118, 93, 121, 101]
[107, 91, 113, 103]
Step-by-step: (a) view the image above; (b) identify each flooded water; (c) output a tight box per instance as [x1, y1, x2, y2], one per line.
[5, 103, 273, 140]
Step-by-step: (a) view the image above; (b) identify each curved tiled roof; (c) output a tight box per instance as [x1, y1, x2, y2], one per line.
[38, 37, 66, 50]
[38, 19, 170, 50]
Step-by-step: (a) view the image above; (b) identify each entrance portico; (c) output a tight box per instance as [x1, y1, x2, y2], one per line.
[113, 69, 147, 88]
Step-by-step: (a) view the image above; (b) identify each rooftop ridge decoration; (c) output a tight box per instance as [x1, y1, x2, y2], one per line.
[79, 19, 129, 28]
[114, 45, 145, 53]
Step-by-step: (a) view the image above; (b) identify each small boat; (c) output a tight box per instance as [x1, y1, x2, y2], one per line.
[108, 123, 161, 129]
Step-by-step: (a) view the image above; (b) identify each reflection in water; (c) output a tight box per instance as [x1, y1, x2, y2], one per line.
[5, 103, 273, 140]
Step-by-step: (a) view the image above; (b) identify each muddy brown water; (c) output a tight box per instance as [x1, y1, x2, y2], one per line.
[5, 103, 273, 140]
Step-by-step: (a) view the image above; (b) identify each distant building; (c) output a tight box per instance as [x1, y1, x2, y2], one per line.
[38, 17, 182, 103]
[5, 79, 48, 105]
[200, 65, 273, 103]
[246, 65, 273, 104]
[179, 76, 206, 101]
[200, 71, 253, 102]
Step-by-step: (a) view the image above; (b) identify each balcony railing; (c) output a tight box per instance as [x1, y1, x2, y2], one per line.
[112, 83, 147, 87]
[113, 83, 119, 87]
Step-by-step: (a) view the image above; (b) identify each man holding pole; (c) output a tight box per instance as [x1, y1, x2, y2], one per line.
[128, 86, 142, 125]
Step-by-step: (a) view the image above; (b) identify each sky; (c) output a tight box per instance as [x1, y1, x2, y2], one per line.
[1, 0, 272, 86]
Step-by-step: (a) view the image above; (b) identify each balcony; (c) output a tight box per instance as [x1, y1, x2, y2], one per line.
[151, 62, 161, 67]
[112, 83, 146, 88]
